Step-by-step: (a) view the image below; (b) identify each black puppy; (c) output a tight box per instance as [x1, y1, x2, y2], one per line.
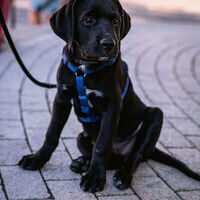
[19, 0, 200, 193]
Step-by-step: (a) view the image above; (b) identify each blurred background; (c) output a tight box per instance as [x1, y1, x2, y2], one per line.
[11, 0, 200, 24]
[1, 0, 200, 50]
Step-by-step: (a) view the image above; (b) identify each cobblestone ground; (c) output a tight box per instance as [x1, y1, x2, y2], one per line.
[0, 17, 200, 200]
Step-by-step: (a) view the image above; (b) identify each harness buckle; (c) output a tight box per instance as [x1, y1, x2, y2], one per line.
[75, 67, 86, 77]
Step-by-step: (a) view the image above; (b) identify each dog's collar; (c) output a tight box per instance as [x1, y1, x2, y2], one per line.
[62, 50, 116, 75]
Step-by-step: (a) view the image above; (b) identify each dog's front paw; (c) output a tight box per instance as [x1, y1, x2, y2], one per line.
[80, 169, 106, 193]
[113, 167, 132, 190]
[70, 156, 90, 173]
[18, 153, 47, 170]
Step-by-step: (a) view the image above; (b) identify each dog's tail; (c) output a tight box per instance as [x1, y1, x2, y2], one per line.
[150, 148, 200, 181]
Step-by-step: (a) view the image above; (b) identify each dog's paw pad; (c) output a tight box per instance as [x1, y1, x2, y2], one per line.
[113, 170, 132, 190]
[70, 156, 90, 173]
[18, 154, 45, 170]
[80, 173, 105, 193]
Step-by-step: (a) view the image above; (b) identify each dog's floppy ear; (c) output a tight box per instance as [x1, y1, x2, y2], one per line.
[115, 0, 131, 40]
[120, 9, 131, 39]
[50, 0, 77, 47]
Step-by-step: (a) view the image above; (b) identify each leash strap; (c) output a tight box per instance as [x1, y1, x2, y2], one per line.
[0, 8, 56, 89]
[63, 52, 130, 123]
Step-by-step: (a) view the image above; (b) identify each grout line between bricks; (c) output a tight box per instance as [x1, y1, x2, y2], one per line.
[173, 46, 200, 106]
[0, 171, 9, 200]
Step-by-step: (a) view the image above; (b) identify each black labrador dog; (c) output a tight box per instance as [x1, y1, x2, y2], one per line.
[19, 0, 200, 193]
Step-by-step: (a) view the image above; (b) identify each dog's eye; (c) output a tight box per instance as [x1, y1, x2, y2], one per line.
[83, 16, 96, 25]
[112, 17, 120, 25]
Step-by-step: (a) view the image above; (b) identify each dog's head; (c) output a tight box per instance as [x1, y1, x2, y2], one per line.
[50, 0, 131, 62]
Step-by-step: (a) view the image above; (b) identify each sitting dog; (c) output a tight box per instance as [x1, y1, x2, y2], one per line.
[19, 0, 200, 193]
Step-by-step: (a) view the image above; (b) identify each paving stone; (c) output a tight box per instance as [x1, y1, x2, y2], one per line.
[140, 81, 171, 104]
[0, 185, 6, 200]
[178, 78, 200, 94]
[159, 127, 192, 148]
[191, 110, 200, 123]
[137, 45, 163, 77]
[178, 191, 200, 200]
[0, 104, 20, 120]
[0, 166, 50, 199]
[47, 89, 57, 106]
[182, 103, 200, 118]
[148, 160, 200, 191]
[167, 88, 189, 99]
[0, 120, 25, 139]
[0, 68, 22, 90]
[0, 90, 18, 104]
[156, 141, 171, 154]
[42, 151, 80, 181]
[0, 53, 12, 72]
[21, 95, 48, 111]
[134, 162, 156, 177]
[162, 120, 172, 128]
[161, 80, 183, 93]
[0, 140, 30, 165]
[63, 138, 81, 159]
[27, 128, 65, 151]
[47, 180, 96, 200]
[22, 83, 46, 97]
[96, 171, 133, 196]
[192, 94, 200, 105]
[98, 195, 140, 200]
[159, 104, 185, 119]
[169, 148, 200, 173]
[169, 119, 200, 136]
[187, 136, 200, 151]
[131, 176, 180, 200]
[23, 110, 51, 129]
[62, 111, 83, 138]
[173, 98, 199, 115]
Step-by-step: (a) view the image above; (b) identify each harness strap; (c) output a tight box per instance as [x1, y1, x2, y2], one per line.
[62, 52, 129, 123]
[76, 75, 100, 123]
[121, 62, 129, 99]
[63, 53, 116, 75]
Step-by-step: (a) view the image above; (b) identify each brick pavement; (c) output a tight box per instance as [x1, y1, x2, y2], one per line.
[0, 17, 200, 200]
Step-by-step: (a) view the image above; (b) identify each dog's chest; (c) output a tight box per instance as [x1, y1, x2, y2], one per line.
[85, 88, 107, 111]
[72, 86, 107, 120]
[74, 65, 108, 111]
[86, 88, 102, 106]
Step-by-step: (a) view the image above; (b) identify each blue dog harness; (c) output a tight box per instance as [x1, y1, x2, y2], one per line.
[62, 53, 129, 123]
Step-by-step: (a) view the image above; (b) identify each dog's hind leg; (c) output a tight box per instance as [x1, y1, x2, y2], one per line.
[70, 132, 93, 173]
[113, 107, 163, 190]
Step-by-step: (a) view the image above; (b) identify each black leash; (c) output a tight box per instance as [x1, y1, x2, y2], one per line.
[0, 8, 57, 89]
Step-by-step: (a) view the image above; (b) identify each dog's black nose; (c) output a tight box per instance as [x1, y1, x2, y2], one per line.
[100, 39, 116, 51]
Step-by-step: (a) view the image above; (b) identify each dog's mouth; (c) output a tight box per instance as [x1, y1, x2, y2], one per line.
[75, 55, 112, 65]
[75, 51, 115, 66]
[98, 57, 111, 61]
[81, 51, 115, 62]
